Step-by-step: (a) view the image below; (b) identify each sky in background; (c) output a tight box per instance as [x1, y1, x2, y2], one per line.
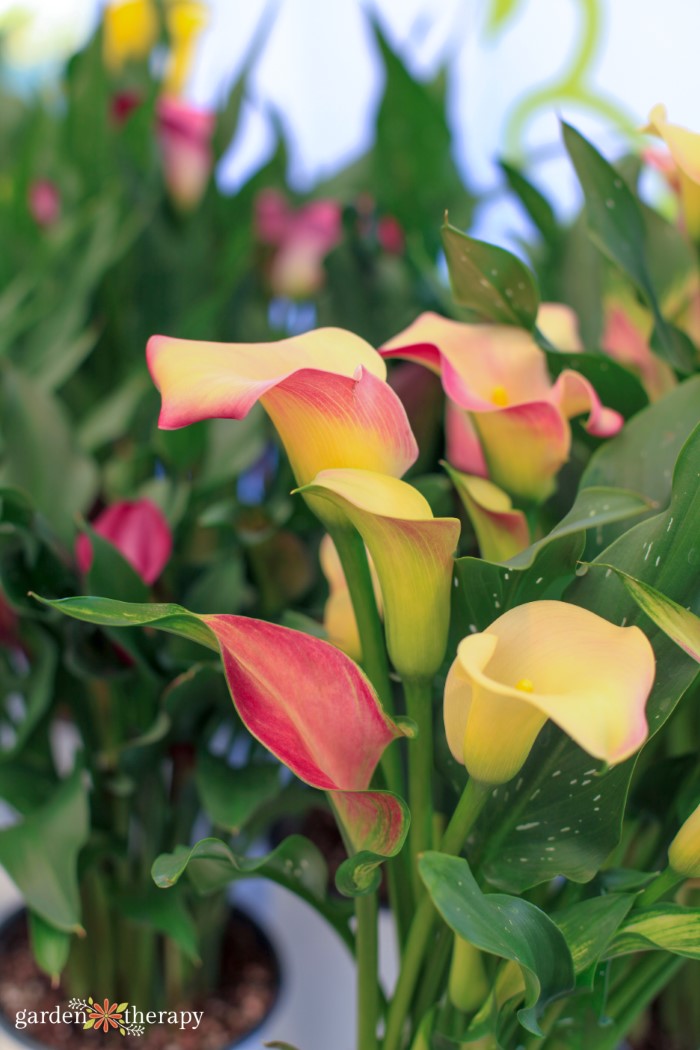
[1, 0, 698, 246]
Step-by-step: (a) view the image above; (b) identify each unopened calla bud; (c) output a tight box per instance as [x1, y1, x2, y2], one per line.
[669, 804, 700, 878]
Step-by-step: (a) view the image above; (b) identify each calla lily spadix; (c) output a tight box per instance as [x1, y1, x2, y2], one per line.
[644, 105, 700, 238]
[300, 469, 460, 680]
[444, 600, 655, 786]
[381, 312, 623, 502]
[445, 466, 529, 563]
[147, 328, 418, 524]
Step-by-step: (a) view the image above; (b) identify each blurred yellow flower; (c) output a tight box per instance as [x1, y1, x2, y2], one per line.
[103, 0, 207, 94]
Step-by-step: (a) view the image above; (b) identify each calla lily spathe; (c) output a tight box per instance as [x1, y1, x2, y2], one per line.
[76, 499, 172, 585]
[644, 105, 700, 239]
[601, 292, 676, 402]
[444, 601, 655, 785]
[445, 467, 529, 563]
[381, 313, 622, 502]
[157, 95, 214, 212]
[147, 328, 418, 504]
[301, 469, 460, 679]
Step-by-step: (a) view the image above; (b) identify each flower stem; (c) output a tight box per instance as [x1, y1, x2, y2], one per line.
[635, 866, 683, 909]
[383, 779, 490, 1050]
[330, 527, 402, 797]
[403, 677, 434, 900]
[356, 892, 379, 1050]
[595, 953, 685, 1050]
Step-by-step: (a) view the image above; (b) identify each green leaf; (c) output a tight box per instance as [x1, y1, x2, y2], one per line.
[419, 852, 574, 1035]
[606, 904, 700, 960]
[0, 365, 98, 542]
[442, 221, 539, 328]
[509, 486, 653, 568]
[561, 121, 694, 372]
[28, 911, 72, 984]
[554, 894, 636, 977]
[543, 347, 648, 421]
[195, 755, 281, 833]
[596, 567, 700, 664]
[1, 627, 57, 760]
[31, 595, 219, 653]
[499, 161, 559, 244]
[0, 766, 89, 931]
[152, 835, 353, 951]
[117, 887, 200, 963]
[373, 28, 470, 241]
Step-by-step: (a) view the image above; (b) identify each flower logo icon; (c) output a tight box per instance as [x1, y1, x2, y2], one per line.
[86, 999, 125, 1033]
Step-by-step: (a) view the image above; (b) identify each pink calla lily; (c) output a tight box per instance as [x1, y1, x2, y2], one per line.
[76, 499, 172, 585]
[147, 328, 418, 510]
[381, 312, 622, 502]
[601, 293, 676, 401]
[157, 95, 214, 212]
[204, 615, 408, 861]
[255, 189, 342, 299]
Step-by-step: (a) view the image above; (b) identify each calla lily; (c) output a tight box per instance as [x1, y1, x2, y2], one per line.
[381, 313, 622, 502]
[76, 499, 172, 585]
[103, 0, 206, 94]
[445, 466, 529, 563]
[669, 804, 700, 878]
[601, 292, 676, 401]
[300, 469, 460, 680]
[644, 105, 700, 238]
[444, 600, 655, 785]
[536, 303, 582, 352]
[147, 328, 418, 509]
[157, 95, 214, 212]
[27, 180, 60, 228]
[38, 596, 409, 880]
[319, 534, 382, 661]
[255, 190, 342, 299]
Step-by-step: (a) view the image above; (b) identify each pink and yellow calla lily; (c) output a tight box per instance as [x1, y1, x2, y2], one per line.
[536, 303, 583, 352]
[157, 95, 215, 212]
[147, 328, 418, 518]
[381, 313, 622, 503]
[300, 469, 460, 680]
[319, 534, 383, 662]
[203, 615, 409, 868]
[445, 467, 529, 563]
[601, 292, 676, 402]
[644, 105, 700, 239]
[444, 601, 655, 785]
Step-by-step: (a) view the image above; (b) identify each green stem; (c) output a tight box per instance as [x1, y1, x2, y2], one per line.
[330, 527, 402, 798]
[403, 678, 434, 900]
[596, 954, 685, 1050]
[635, 866, 683, 909]
[383, 780, 490, 1050]
[357, 893, 379, 1050]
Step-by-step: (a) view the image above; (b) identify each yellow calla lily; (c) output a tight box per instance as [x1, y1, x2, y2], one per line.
[536, 303, 583, 352]
[669, 804, 700, 878]
[644, 105, 700, 239]
[444, 601, 655, 785]
[103, 0, 207, 95]
[301, 469, 460, 680]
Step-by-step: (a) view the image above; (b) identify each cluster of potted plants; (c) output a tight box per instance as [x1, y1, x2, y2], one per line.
[2, 2, 700, 1049]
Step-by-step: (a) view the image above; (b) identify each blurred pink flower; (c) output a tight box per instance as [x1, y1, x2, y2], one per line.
[27, 181, 60, 228]
[254, 189, 342, 298]
[157, 95, 215, 211]
[377, 215, 405, 255]
[76, 500, 172, 585]
[0, 590, 21, 652]
[110, 89, 143, 124]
